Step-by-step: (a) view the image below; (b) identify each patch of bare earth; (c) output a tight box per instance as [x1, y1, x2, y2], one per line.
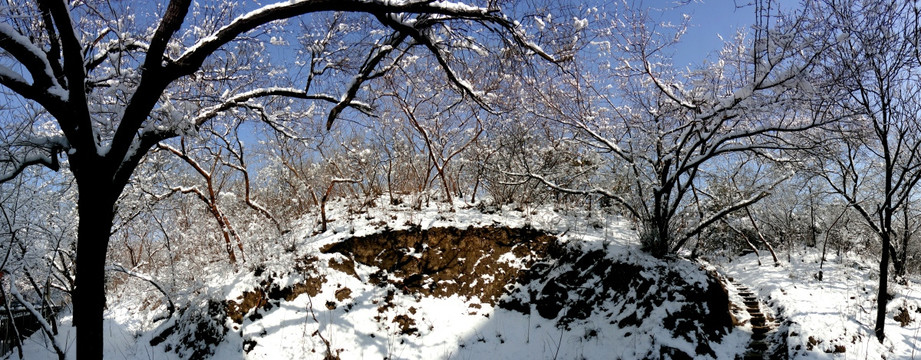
[320, 225, 732, 358]
[320, 226, 559, 304]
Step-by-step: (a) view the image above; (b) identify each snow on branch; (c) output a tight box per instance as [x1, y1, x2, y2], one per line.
[192, 87, 373, 130]
[326, 27, 407, 130]
[0, 24, 60, 91]
[559, 117, 633, 162]
[0, 149, 62, 184]
[174, 0, 499, 73]
[376, 14, 492, 114]
[0, 65, 31, 94]
[84, 37, 149, 72]
[106, 264, 175, 320]
[9, 281, 66, 358]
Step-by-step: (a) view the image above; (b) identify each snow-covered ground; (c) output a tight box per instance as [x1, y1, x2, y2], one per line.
[719, 250, 921, 359]
[9, 200, 921, 359]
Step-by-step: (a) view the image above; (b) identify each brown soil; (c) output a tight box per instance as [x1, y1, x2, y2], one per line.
[895, 307, 913, 327]
[321, 226, 559, 304]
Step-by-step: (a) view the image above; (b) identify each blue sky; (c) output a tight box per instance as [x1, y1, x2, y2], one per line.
[673, 1, 752, 66]
[666, 0, 801, 67]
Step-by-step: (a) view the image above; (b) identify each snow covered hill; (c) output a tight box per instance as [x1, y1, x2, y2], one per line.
[10, 201, 921, 359]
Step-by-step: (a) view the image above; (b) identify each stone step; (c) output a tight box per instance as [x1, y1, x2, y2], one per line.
[744, 301, 760, 308]
[751, 317, 766, 326]
[752, 326, 770, 334]
[751, 332, 767, 341]
[743, 352, 764, 360]
[750, 340, 769, 351]
[746, 307, 761, 313]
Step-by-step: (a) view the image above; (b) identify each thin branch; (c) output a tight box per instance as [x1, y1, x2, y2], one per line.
[511, 171, 640, 219]
[10, 281, 65, 360]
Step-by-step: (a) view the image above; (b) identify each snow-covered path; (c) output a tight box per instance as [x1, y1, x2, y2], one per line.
[720, 251, 921, 359]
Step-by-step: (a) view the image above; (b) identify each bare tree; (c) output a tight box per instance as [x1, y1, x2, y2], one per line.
[382, 69, 487, 203]
[520, 2, 829, 256]
[812, 0, 921, 342]
[158, 142, 247, 265]
[0, 1, 553, 357]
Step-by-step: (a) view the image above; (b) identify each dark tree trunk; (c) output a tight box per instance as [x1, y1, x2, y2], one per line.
[655, 216, 670, 257]
[72, 161, 118, 360]
[643, 183, 672, 258]
[875, 231, 890, 342]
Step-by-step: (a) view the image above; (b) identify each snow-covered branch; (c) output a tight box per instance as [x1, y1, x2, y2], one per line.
[9, 281, 65, 359]
[106, 264, 175, 320]
[174, 0, 497, 74]
[84, 38, 149, 72]
[673, 190, 772, 253]
[326, 26, 408, 130]
[377, 14, 490, 112]
[0, 23, 59, 91]
[0, 149, 62, 184]
[192, 87, 373, 130]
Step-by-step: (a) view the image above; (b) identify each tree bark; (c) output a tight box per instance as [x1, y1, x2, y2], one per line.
[73, 171, 117, 360]
[875, 231, 890, 342]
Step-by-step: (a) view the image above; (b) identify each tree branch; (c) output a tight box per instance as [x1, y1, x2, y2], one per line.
[511, 171, 640, 219]
[106, 264, 175, 320]
[0, 148, 61, 184]
[0, 24, 57, 90]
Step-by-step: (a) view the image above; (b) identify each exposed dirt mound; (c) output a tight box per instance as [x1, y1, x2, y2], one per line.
[321, 226, 560, 304]
[320, 225, 732, 358]
[207, 225, 734, 359]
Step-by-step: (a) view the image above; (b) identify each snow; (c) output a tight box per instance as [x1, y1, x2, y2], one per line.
[0, 24, 49, 72]
[0, 64, 28, 85]
[719, 250, 921, 359]
[180, 0, 487, 63]
[10, 199, 921, 359]
[0, 24, 66, 98]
